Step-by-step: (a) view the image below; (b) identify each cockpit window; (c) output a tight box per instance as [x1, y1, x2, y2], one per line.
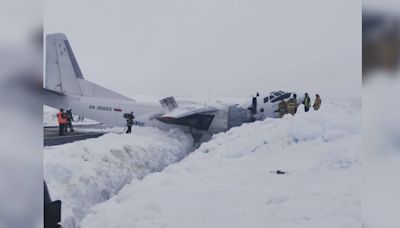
[271, 93, 291, 103]
[271, 91, 284, 97]
[264, 97, 269, 103]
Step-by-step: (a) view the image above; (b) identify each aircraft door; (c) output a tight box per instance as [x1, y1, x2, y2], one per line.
[251, 97, 257, 114]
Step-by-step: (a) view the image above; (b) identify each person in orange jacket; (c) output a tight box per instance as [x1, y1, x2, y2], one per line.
[57, 108, 67, 136]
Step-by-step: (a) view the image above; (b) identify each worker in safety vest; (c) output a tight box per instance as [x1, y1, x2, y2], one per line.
[57, 109, 67, 136]
[302, 93, 311, 112]
[287, 93, 298, 115]
[313, 94, 322, 111]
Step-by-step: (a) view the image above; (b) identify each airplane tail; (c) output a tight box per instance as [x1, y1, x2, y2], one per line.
[45, 33, 133, 101]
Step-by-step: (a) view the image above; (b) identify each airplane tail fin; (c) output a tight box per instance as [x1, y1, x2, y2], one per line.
[45, 33, 133, 101]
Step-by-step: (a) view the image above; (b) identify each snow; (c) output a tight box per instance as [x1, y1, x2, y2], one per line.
[76, 100, 361, 228]
[44, 127, 193, 227]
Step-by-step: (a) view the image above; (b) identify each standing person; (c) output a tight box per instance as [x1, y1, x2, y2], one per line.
[56, 109, 67, 136]
[302, 93, 311, 112]
[313, 94, 322, 110]
[65, 107, 74, 133]
[78, 116, 84, 122]
[125, 112, 135, 134]
[278, 100, 288, 118]
[287, 94, 298, 115]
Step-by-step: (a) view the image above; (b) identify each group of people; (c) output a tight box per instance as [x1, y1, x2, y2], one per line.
[57, 108, 74, 136]
[277, 93, 321, 118]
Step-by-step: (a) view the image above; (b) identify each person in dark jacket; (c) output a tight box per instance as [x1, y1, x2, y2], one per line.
[125, 112, 135, 134]
[302, 93, 311, 112]
[65, 108, 74, 133]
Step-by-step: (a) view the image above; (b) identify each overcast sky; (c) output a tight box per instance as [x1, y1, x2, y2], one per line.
[1, 0, 41, 45]
[45, 0, 361, 101]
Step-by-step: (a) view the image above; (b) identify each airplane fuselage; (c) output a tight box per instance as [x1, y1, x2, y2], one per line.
[44, 89, 232, 134]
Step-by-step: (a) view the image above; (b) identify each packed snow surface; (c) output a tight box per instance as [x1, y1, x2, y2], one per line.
[44, 127, 193, 227]
[78, 100, 361, 228]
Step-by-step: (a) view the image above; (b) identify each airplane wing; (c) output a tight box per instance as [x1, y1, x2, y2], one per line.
[160, 106, 217, 119]
[157, 105, 218, 131]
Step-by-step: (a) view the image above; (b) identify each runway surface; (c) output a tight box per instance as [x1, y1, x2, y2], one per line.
[44, 124, 107, 146]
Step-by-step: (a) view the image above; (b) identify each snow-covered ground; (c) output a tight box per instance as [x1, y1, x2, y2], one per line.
[73, 100, 361, 228]
[44, 128, 193, 227]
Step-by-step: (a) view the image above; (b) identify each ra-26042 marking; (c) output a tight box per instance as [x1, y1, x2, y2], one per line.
[89, 105, 112, 111]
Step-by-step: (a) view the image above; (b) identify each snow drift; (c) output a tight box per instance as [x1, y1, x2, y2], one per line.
[44, 127, 193, 227]
[79, 100, 362, 228]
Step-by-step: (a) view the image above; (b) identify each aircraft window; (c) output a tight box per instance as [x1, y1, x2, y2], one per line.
[260, 108, 264, 113]
[264, 97, 268, 103]
[271, 93, 291, 103]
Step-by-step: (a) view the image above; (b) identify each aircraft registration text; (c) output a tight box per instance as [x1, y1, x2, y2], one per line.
[89, 105, 112, 111]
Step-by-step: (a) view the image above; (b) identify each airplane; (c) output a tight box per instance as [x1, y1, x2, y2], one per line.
[43, 33, 302, 137]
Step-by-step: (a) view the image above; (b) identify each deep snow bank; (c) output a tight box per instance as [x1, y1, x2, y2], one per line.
[44, 127, 193, 227]
[80, 100, 361, 228]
